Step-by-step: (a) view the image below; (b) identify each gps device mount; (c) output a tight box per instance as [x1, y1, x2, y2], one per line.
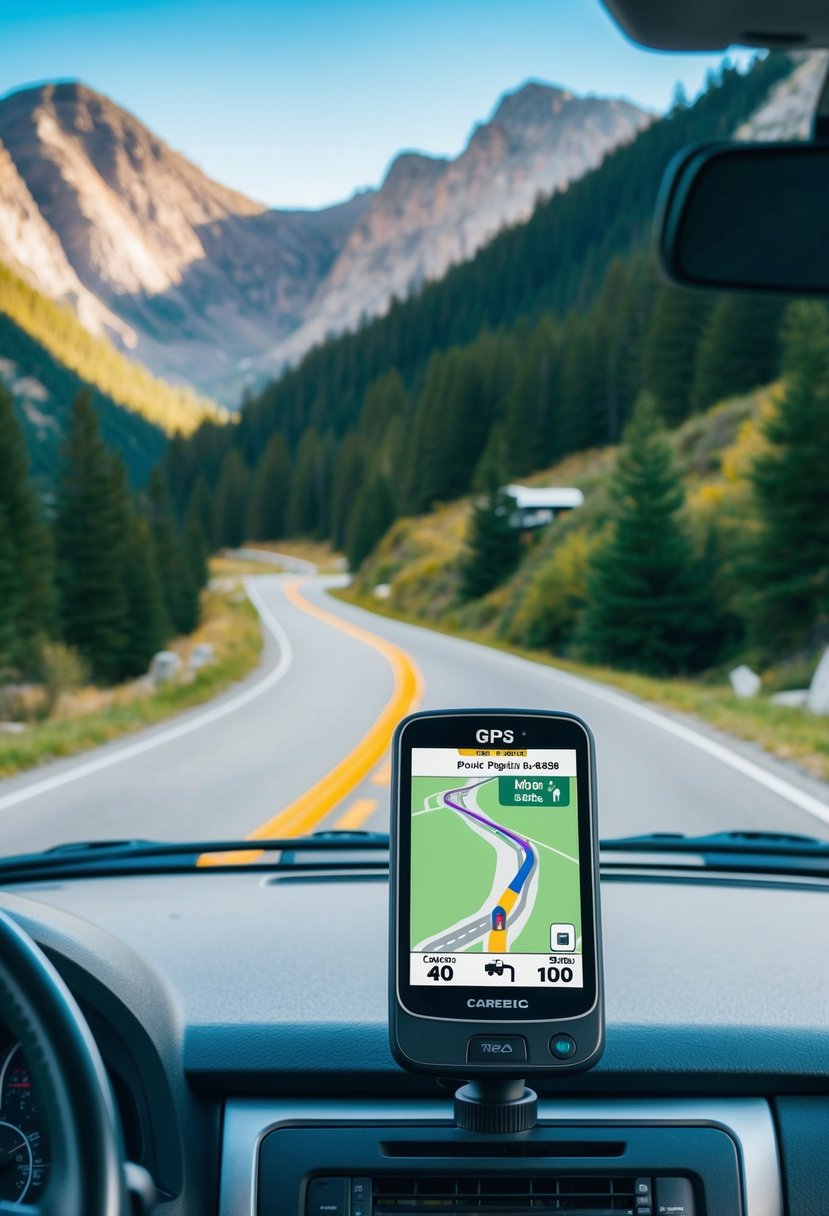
[453, 1077, 538, 1133]
[389, 708, 604, 1134]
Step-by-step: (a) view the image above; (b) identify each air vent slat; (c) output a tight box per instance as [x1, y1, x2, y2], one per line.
[372, 1175, 636, 1214]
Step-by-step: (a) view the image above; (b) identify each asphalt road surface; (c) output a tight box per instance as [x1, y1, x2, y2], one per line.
[1, 573, 828, 857]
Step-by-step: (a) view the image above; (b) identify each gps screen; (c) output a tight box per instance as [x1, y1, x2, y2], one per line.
[409, 745, 583, 989]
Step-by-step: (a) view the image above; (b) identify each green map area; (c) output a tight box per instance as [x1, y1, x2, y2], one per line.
[410, 774, 582, 954]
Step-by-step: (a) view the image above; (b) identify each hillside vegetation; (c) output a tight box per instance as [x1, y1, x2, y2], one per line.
[1, 383, 211, 694]
[164, 54, 796, 557]
[0, 311, 166, 486]
[0, 261, 222, 436]
[351, 392, 760, 635]
[345, 382, 829, 779]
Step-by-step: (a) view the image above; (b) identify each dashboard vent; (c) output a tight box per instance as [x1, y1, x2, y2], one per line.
[373, 1175, 637, 1215]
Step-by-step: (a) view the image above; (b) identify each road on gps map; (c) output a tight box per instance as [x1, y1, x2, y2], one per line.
[417, 780, 539, 954]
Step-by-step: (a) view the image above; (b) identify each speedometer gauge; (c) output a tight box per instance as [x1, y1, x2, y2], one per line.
[0, 1044, 49, 1203]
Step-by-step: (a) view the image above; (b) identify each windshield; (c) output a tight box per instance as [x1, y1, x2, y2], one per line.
[0, 2, 827, 861]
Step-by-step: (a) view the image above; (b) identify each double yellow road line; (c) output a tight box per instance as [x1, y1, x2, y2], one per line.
[202, 579, 422, 864]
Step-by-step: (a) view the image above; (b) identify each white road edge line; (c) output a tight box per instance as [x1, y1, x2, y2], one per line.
[529, 660, 829, 827]
[523, 835, 578, 865]
[360, 608, 829, 828]
[0, 578, 293, 814]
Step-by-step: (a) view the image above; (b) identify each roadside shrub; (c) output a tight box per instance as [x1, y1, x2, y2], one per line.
[504, 530, 601, 651]
[36, 641, 88, 718]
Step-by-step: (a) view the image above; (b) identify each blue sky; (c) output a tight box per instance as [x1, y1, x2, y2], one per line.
[0, 0, 750, 209]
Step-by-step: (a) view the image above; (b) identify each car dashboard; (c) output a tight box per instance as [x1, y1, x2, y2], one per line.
[2, 863, 829, 1216]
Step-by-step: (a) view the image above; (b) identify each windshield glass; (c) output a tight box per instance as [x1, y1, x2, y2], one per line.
[0, 2, 827, 859]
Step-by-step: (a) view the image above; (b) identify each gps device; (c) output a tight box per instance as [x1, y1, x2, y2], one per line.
[389, 709, 603, 1081]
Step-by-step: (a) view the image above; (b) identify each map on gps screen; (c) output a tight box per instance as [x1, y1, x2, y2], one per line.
[409, 747, 584, 988]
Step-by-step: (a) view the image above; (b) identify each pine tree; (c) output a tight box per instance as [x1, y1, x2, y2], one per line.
[747, 300, 829, 654]
[579, 394, 713, 674]
[214, 448, 250, 548]
[183, 511, 209, 593]
[691, 294, 783, 414]
[285, 429, 324, 536]
[54, 392, 129, 683]
[0, 380, 55, 668]
[329, 434, 365, 551]
[186, 474, 215, 552]
[120, 514, 168, 678]
[358, 370, 409, 444]
[503, 320, 556, 477]
[0, 506, 20, 677]
[558, 316, 601, 456]
[459, 487, 522, 601]
[404, 350, 489, 513]
[245, 434, 291, 541]
[346, 475, 396, 570]
[148, 469, 199, 636]
[643, 285, 714, 424]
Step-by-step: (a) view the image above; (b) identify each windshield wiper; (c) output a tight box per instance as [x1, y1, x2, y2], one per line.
[601, 830, 829, 875]
[0, 831, 390, 883]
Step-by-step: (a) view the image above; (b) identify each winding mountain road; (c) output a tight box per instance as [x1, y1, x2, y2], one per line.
[0, 574, 828, 857]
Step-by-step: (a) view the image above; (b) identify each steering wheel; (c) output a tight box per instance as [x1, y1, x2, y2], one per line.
[0, 909, 129, 1216]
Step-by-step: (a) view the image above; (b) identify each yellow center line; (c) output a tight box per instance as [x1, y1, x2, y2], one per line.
[371, 761, 392, 787]
[334, 797, 379, 831]
[200, 578, 423, 865]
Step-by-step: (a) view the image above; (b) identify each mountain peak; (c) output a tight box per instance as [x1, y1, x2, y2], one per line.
[488, 80, 576, 133]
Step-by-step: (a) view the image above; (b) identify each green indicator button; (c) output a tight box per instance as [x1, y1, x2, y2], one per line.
[498, 776, 570, 807]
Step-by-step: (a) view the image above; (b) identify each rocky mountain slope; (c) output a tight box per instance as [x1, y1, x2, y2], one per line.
[0, 79, 650, 402]
[266, 83, 652, 372]
[735, 50, 827, 140]
[0, 82, 370, 400]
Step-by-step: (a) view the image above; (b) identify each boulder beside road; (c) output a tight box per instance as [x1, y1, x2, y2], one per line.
[807, 648, 829, 715]
[149, 651, 182, 686]
[729, 665, 761, 699]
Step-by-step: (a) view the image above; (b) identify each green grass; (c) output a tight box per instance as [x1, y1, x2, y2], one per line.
[336, 588, 829, 784]
[410, 796, 497, 946]
[0, 584, 263, 780]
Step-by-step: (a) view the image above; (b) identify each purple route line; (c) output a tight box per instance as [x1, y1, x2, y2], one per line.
[444, 786, 529, 849]
[444, 782, 536, 896]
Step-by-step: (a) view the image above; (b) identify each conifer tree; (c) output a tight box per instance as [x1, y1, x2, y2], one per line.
[459, 485, 521, 602]
[558, 316, 601, 455]
[358, 370, 409, 444]
[183, 510, 209, 594]
[503, 320, 556, 477]
[245, 434, 290, 541]
[747, 301, 829, 654]
[404, 350, 488, 513]
[148, 469, 199, 636]
[329, 434, 365, 551]
[0, 380, 55, 667]
[285, 429, 324, 536]
[54, 392, 129, 683]
[346, 475, 396, 570]
[120, 514, 168, 677]
[579, 394, 712, 674]
[691, 295, 783, 414]
[186, 474, 216, 552]
[643, 286, 713, 424]
[0, 506, 19, 677]
[214, 448, 250, 548]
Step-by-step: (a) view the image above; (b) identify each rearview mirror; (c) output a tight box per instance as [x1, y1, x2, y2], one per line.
[656, 141, 829, 295]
